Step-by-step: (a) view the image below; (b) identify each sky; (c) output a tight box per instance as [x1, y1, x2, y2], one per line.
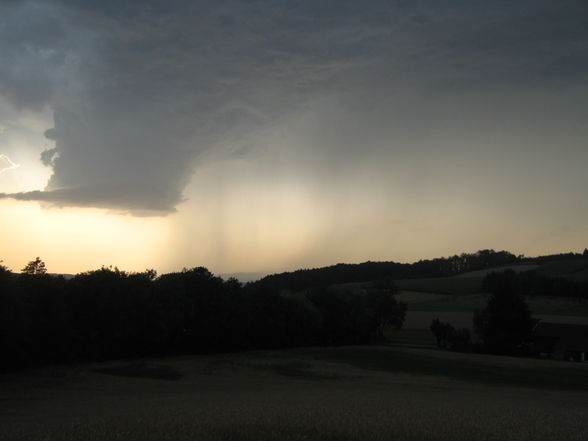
[1, 0, 587, 278]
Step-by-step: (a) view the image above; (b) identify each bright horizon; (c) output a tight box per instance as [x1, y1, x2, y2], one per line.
[1, 197, 584, 279]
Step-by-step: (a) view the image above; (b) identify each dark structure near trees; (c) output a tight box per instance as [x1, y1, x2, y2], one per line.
[430, 319, 470, 350]
[531, 322, 588, 362]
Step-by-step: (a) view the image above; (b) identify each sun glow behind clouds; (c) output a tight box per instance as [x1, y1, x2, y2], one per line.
[0, 200, 170, 274]
[0, 106, 54, 193]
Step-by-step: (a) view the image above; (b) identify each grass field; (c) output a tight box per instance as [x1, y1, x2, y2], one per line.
[394, 260, 588, 296]
[397, 290, 588, 316]
[537, 260, 588, 279]
[393, 258, 588, 321]
[1, 347, 587, 441]
[394, 277, 484, 295]
[403, 311, 475, 329]
[398, 291, 489, 312]
[451, 260, 588, 280]
[402, 310, 588, 331]
[452, 265, 540, 278]
[569, 268, 588, 281]
[527, 296, 588, 315]
[384, 329, 436, 346]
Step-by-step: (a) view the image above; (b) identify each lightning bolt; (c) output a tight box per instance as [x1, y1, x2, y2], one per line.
[0, 154, 19, 175]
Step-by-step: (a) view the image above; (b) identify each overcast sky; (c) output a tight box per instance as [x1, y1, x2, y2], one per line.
[0, 0, 587, 275]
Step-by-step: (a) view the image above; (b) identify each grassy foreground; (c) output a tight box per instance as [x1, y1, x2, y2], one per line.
[1, 346, 587, 441]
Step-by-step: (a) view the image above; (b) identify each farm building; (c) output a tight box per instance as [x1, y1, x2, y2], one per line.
[531, 321, 588, 361]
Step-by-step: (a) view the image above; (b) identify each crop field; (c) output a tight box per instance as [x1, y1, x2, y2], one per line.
[1, 346, 587, 441]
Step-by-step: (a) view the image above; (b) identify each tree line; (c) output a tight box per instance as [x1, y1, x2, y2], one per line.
[3, 249, 586, 369]
[254, 249, 551, 292]
[0, 261, 405, 371]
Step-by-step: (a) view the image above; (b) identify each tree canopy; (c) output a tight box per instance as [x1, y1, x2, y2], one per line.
[474, 273, 534, 355]
[0, 265, 406, 371]
[21, 257, 47, 275]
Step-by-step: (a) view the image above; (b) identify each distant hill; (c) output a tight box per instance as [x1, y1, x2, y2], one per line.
[220, 272, 267, 283]
[254, 250, 588, 292]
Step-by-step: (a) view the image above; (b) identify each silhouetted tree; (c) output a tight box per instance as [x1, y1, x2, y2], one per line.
[448, 328, 471, 351]
[430, 319, 454, 348]
[16, 272, 69, 363]
[430, 319, 471, 351]
[307, 284, 405, 345]
[366, 283, 406, 339]
[0, 263, 26, 367]
[474, 280, 534, 355]
[21, 257, 47, 275]
[65, 267, 158, 359]
[243, 283, 321, 349]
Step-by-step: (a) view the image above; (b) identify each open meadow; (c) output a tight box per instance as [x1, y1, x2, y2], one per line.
[389, 289, 588, 346]
[391, 259, 588, 342]
[1, 346, 587, 441]
[329, 262, 588, 346]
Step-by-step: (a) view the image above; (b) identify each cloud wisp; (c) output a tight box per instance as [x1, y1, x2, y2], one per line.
[0, 1, 587, 214]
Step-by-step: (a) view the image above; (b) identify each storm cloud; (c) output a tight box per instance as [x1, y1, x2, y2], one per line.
[0, 0, 587, 214]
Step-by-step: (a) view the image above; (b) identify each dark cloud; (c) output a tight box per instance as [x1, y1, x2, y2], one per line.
[0, 0, 586, 214]
[40, 147, 58, 166]
[0, 1, 69, 110]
